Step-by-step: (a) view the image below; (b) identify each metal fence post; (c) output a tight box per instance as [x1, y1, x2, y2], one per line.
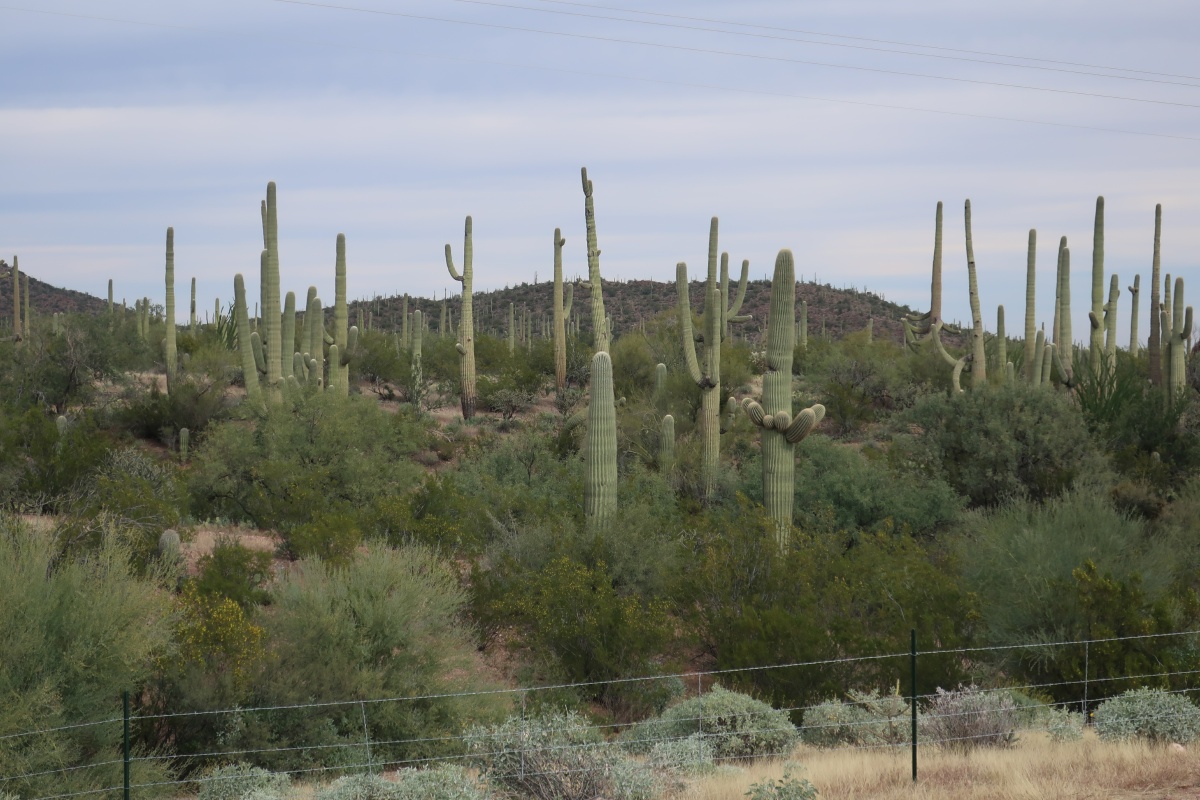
[123, 690, 131, 800]
[359, 701, 373, 774]
[1083, 639, 1090, 722]
[910, 629, 917, 783]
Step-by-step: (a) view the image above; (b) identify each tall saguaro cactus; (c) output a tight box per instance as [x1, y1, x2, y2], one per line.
[1148, 206, 1164, 386]
[261, 183, 283, 396]
[1128, 275, 1141, 355]
[1023, 230, 1037, 381]
[964, 200, 987, 387]
[677, 217, 749, 498]
[584, 350, 618, 530]
[902, 203, 960, 377]
[552, 228, 574, 393]
[165, 227, 178, 385]
[190, 277, 198, 333]
[327, 234, 359, 395]
[445, 216, 477, 419]
[11, 256, 20, 341]
[741, 249, 824, 545]
[1090, 196, 1106, 373]
[581, 168, 609, 353]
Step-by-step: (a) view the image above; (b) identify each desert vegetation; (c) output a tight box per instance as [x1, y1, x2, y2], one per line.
[3, 176, 1200, 799]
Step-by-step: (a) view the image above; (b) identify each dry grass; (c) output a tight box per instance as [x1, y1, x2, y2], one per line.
[680, 733, 1200, 800]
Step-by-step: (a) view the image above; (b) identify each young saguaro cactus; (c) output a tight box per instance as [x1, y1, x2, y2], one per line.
[411, 309, 424, 413]
[677, 217, 750, 499]
[964, 200, 988, 387]
[741, 249, 824, 545]
[581, 168, 609, 353]
[165, 227, 178, 386]
[552, 228, 575, 393]
[234, 273, 263, 405]
[445, 216, 478, 419]
[1167, 277, 1193, 405]
[328, 234, 358, 395]
[584, 350, 618, 530]
[659, 414, 675, 475]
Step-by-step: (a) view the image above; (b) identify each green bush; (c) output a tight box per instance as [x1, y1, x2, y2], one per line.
[645, 733, 716, 776]
[316, 770, 494, 800]
[896, 383, 1104, 507]
[745, 765, 819, 800]
[621, 686, 798, 762]
[800, 688, 909, 748]
[193, 536, 274, 608]
[1093, 688, 1200, 744]
[198, 763, 291, 800]
[0, 517, 174, 798]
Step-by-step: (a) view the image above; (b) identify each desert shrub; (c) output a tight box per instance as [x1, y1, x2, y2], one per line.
[897, 382, 1104, 507]
[919, 685, 1017, 752]
[959, 490, 1196, 703]
[0, 518, 174, 798]
[745, 765, 819, 800]
[621, 686, 797, 762]
[317, 770, 493, 800]
[1093, 688, 1200, 744]
[187, 391, 423, 539]
[1040, 707, 1085, 742]
[645, 733, 716, 775]
[118, 377, 229, 443]
[467, 710, 656, 800]
[218, 545, 504, 773]
[198, 763, 290, 800]
[801, 688, 909, 748]
[287, 509, 363, 566]
[0, 408, 112, 514]
[193, 536, 274, 608]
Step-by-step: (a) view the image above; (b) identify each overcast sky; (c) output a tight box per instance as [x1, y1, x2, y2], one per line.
[2, 0, 1198, 343]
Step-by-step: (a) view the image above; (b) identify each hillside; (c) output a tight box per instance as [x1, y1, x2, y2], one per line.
[351, 277, 917, 345]
[0, 260, 108, 318]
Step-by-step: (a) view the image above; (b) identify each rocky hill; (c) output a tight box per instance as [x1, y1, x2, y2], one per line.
[0, 261, 108, 320]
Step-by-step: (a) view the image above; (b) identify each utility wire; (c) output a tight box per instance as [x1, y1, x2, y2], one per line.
[527, 0, 1200, 83]
[1, 4, 1196, 143]
[420, 0, 1200, 89]
[271, 0, 1200, 111]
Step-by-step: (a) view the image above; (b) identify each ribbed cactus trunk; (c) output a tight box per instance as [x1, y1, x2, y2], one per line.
[1104, 274, 1120, 362]
[401, 294, 409, 350]
[799, 300, 808, 351]
[11, 256, 20, 341]
[659, 414, 675, 475]
[190, 277, 197, 333]
[553, 228, 573, 393]
[508, 302, 516, 354]
[282, 291, 296, 379]
[964, 200, 987, 387]
[581, 168, 608, 353]
[23, 275, 29, 335]
[306, 289, 324, 387]
[234, 274, 262, 405]
[108, 278, 114, 316]
[445, 216, 477, 419]
[677, 219, 723, 499]
[1090, 196, 1106, 373]
[997, 305, 1007, 377]
[1024, 230, 1037, 381]
[720, 252, 750, 340]
[1058, 239, 1073, 374]
[584, 351, 618, 530]
[412, 309, 424, 413]
[330, 234, 354, 395]
[741, 250, 824, 546]
[1167, 277, 1193, 405]
[261, 183, 282, 398]
[165, 228, 177, 386]
[1148, 206, 1163, 386]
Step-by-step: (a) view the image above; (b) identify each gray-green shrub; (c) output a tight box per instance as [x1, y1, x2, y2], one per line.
[198, 763, 290, 800]
[801, 688, 909, 748]
[316, 768, 494, 800]
[1094, 688, 1200, 744]
[919, 686, 1017, 751]
[620, 686, 797, 762]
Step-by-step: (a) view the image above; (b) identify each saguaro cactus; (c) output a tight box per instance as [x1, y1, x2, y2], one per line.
[1023, 230, 1037, 381]
[445, 216, 477, 419]
[1167, 277, 1193, 405]
[552, 228, 574, 393]
[677, 217, 750, 498]
[1090, 196, 1106, 373]
[190, 277, 198, 333]
[659, 414, 675, 475]
[584, 351, 618, 530]
[305, 288, 324, 387]
[964, 200, 987, 387]
[1148, 206, 1164, 386]
[165, 228, 177, 385]
[282, 291, 296, 380]
[108, 279, 114, 315]
[799, 300, 808, 351]
[11, 256, 20, 341]
[328, 234, 359, 395]
[508, 302, 516, 354]
[581, 168, 609, 353]
[997, 305, 1008, 378]
[411, 309, 424, 413]
[902, 203, 960, 377]
[261, 183, 283, 396]
[1129, 275, 1141, 356]
[741, 249, 824, 545]
[234, 274, 262, 405]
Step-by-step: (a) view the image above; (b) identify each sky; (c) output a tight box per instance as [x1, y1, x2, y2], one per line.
[2, 0, 1198, 344]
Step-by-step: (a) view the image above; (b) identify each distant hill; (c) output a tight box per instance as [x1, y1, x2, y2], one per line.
[350, 277, 918, 346]
[0, 261, 108, 318]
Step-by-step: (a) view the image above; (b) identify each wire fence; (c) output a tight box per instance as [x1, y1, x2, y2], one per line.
[3, 628, 1199, 799]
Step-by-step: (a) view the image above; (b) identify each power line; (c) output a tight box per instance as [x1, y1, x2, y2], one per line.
[527, 0, 1200, 83]
[421, 0, 1200, 90]
[0, 4, 1196, 143]
[271, 0, 1200, 111]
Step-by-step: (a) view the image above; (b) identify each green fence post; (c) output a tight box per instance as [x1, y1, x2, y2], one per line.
[910, 629, 917, 783]
[123, 690, 131, 800]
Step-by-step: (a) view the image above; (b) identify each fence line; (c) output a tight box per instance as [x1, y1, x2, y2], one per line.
[5, 628, 1199, 798]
